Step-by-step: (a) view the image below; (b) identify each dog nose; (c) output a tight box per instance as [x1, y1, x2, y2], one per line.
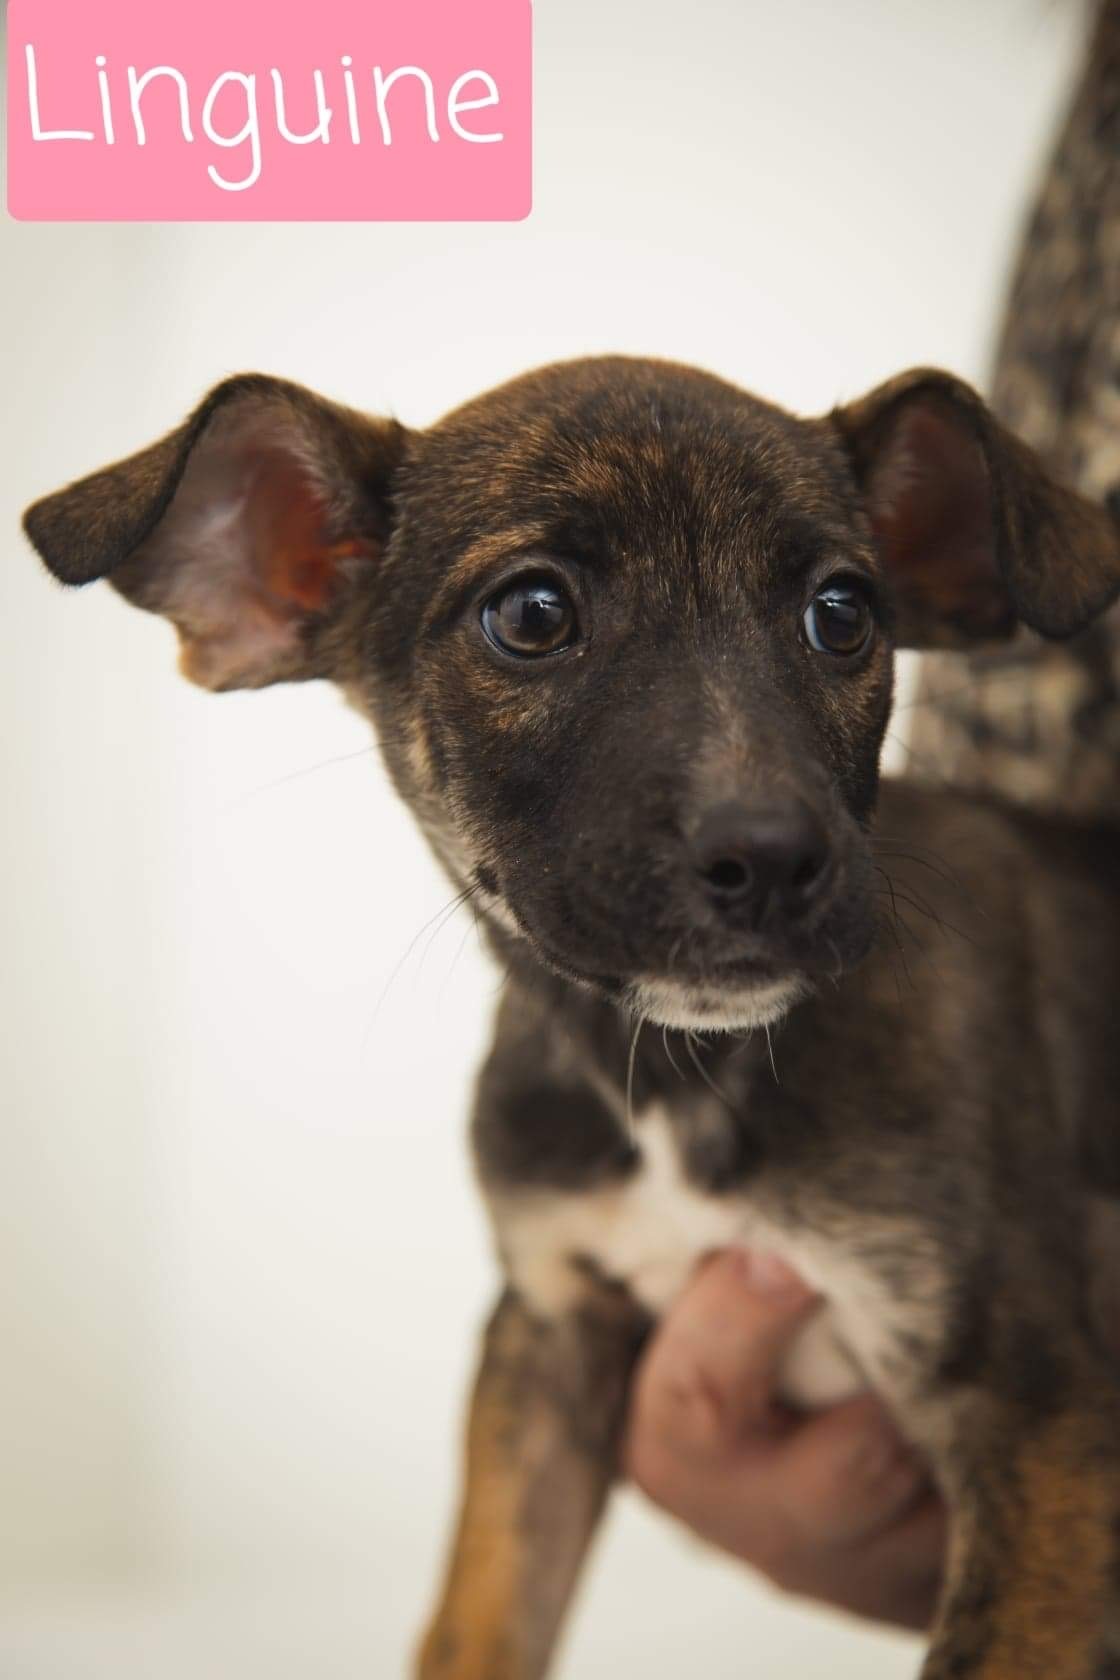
[691, 798, 831, 921]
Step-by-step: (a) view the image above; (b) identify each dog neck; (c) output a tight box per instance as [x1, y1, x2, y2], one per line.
[491, 923, 778, 1114]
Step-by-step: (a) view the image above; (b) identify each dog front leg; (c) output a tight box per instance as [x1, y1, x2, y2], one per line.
[416, 1284, 647, 1680]
[921, 1384, 1120, 1680]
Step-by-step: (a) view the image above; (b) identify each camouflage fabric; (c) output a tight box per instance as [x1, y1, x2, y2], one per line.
[910, 0, 1120, 819]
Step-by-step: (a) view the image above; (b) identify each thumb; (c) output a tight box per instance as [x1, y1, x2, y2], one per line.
[628, 1248, 820, 1465]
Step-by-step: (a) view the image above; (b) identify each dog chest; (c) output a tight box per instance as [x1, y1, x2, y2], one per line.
[494, 1105, 931, 1412]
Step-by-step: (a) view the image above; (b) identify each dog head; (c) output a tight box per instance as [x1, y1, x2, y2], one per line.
[24, 357, 1120, 1030]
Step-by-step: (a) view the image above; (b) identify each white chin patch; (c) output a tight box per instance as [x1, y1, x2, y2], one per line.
[626, 975, 808, 1032]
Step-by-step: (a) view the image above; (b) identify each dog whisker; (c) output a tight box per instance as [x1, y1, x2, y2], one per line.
[625, 1014, 645, 1145]
[875, 878, 975, 950]
[365, 882, 480, 1042]
[418, 882, 483, 975]
[873, 889, 950, 988]
[875, 844, 988, 930]
[875, 899, 916, 995]
[764, 1022, 780, 1086]
[874, 862, 903, 928]
[227, 744, 378, 811]
[684, 1030, 730, 1107]
[437, 904, 484, 1010]
[661, 1024, 685, 1082]
[874, 837, 966, 888]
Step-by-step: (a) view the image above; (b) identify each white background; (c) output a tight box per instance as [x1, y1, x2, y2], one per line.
[0, 1, 1088, 1674]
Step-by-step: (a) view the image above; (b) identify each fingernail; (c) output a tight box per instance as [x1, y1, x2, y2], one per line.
[735, 1248, 811, 1297]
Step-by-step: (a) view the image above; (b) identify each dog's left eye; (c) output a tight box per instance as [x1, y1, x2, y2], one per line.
[802, 579, 875, 658]
[481, 577, 579, 658]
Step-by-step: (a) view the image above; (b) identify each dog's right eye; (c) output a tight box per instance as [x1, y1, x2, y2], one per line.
[481, 577, 579, 658]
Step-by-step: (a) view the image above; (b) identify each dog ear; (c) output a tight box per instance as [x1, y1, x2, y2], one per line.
[23, 375, 411, 690]
[832, 368, 1120, 648]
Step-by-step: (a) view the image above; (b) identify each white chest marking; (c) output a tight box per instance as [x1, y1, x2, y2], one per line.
[497, 1108, 929, 1411]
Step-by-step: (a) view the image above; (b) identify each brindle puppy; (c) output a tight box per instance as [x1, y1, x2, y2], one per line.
[22, 357, 1120, 1678]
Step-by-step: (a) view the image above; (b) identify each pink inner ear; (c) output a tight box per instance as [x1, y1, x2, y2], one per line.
[246, 447, 370, 616]
[867, 402, 1011, 639]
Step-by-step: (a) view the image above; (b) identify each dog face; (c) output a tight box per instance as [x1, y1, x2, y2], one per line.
[378, 362, 896, 1030]
[24, 357, 1120, 1029]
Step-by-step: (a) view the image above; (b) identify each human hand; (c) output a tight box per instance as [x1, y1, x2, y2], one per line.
[622, 1250, 945, 1630]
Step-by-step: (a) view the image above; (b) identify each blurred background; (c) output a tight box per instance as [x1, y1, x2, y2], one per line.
[0, 0, 1091, 1674]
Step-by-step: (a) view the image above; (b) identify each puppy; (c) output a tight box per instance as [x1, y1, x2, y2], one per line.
[23, 357, 1120, 1679]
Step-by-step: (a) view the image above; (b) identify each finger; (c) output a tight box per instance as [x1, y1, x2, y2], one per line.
[643, 1412, 943, 1628]
[789, 1492, 947, 1631]
[627, 1248, 818, 1465]
[772, 1391, 933, 1548]
[632, 1389, 930, 1573]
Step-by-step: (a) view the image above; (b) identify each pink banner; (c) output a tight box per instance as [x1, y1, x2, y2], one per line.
[7, 0, 532, 220]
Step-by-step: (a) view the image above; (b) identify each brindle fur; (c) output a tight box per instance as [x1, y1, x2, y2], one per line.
[469, 781, 1120, 1680]
[21, 342, 1120, 1679]
[417, 1285, 647, 1680]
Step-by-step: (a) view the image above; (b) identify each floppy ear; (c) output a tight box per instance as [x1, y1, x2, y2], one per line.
[23, 375, 411, 690]
[832, 368, 1120, 648]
